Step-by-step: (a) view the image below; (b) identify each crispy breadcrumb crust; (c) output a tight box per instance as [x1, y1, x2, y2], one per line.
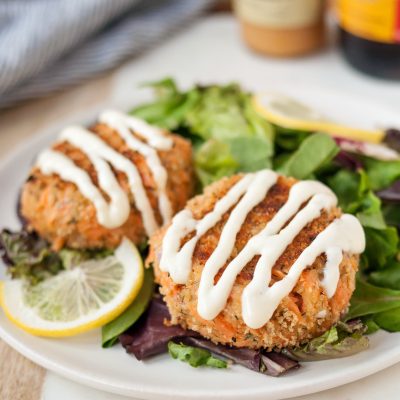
[20, 123, 194, 250]
[147, 174, 359, 350]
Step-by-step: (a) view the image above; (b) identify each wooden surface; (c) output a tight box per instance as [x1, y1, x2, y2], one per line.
[0, 72, 114, 400]
[0, 344, 46, 400]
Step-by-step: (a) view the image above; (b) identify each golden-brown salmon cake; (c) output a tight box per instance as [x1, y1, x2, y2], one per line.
[147, 174, 359, 350]
[21, 122, 194, 250]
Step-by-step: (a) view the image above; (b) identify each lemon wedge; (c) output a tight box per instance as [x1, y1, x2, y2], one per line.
[0, 238, 143, 337]
[253, 92, 385, 144]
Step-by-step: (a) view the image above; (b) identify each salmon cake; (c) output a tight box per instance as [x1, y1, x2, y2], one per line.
[21, 110, 195, 250]
[148, 170, 365, 350]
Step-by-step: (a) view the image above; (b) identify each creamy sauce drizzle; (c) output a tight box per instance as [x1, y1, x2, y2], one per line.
[36, 111, 172, 234]
[99, 110, 172, 224]
[160, 169, 365, 329]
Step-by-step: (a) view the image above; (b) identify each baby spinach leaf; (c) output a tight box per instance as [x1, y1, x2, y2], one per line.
[383, 204, 400, 229]
[356, 192, 387, 230]
[364, 157, 400, 191]
[363, 227, 398, 269]
[102, 268, 154, 348]
[274, 126, 309, 151]
[369, 261, 400, 290]
[327, 169, 360, 210]
[374, 307, 400, 332]
[278, 133, 339, 179]
[326, 169, 386, 230]
[347, 277, 400, 320]
[362, 317, 380, 334]
[168, 341, 227, 369]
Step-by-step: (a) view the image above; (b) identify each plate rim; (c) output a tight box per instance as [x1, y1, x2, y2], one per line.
[1, 320, 400, 400]
[1, 90, 400, 399]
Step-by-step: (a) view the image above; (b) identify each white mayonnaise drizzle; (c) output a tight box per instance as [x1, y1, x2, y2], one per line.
[36, 111, 172, 234]
[160, 169, 365, 329]
[99, 110, 172, 224]
[37, 149, 130, 229]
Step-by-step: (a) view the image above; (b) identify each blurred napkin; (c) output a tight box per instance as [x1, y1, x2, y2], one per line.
[0, 0, 215, 108]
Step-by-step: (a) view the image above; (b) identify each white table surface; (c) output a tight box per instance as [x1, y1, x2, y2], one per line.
[5, 13, 399, 400]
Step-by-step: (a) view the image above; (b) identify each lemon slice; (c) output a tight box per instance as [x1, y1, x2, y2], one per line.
[253, 92, 385, 144]
[0, 238, 143, 337]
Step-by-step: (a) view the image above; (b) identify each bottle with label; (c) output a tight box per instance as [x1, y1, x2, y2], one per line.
[336, 0, 400, 79]
[233, 0, 326, 57]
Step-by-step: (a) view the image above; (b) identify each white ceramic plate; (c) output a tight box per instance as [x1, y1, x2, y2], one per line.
[1, 89, 400, 400]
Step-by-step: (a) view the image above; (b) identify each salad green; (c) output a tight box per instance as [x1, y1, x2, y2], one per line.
[102, 267, 154, 348]
[2, 78, 400, 369]
[132, 78, 274, 186]
[0, 229, 112, 285]
[168, 341, 228, 369]
[131, 78, 400, 338]
[278, 133, 339, 179]
[283, 320, 369, 361]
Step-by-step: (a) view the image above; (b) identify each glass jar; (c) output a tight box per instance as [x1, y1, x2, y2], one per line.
[336, 0, 400, 80]
[233, 0, 326, 57]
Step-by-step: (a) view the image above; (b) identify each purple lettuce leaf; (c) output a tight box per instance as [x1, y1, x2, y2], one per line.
[119, 296, 299, 376]
[376, 180, 400, 203]
[334, 150, 363, 171]
[384, 129, 400, 152]
[119, 296, 197, 360]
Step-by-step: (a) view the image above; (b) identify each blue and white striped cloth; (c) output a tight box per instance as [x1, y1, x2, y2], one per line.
[0, 0, 215, 108]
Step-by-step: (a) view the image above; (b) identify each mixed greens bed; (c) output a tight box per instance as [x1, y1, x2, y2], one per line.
[131, 78, 400, 335]
[2, 78, 400, 375]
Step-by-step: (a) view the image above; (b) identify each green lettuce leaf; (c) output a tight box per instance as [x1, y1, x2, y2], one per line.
[373, 307, 400, 332]
[131, 79, 274, 186]
[0, 229, 62, 284]
[168, 342, 227, 368]
[355, 191, 387, 230]
[363, 227, 398, 269]
[326, 168, 399, 275]
[326, 169, 360, 211]
[195, 137, 273, 186]
[278, 133, 339, 179]
[130, 78, 400, 335]
[195, 139, 238, 186]
[347, 276, 400, 320]
[185, 84, 255, 141]
[383, 204, 400, 228]
[363, 317, 381, 334]
[131, 78, 198, 130]
[369, 260, 400, 290]
[0, 229, 112, 285]
[228, 136, 273, 172]
[274, 126, 310, 151]
[102, 267, 154, 348]
[364, 157, 400, 190]
[327, 169, 387, 230]
[283, 320, 369, 361]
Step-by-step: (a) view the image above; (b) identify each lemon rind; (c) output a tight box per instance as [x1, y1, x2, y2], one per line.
[0, 239, 144, 338]
[252, 96, 385, 144]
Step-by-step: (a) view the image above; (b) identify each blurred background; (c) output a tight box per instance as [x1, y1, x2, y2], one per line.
[1, 1, 400, 399]
[0, 0, 399, 109]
